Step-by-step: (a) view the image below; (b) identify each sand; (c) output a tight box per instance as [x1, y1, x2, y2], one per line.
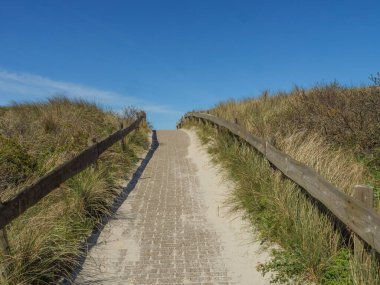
[185, 128, 273, 285]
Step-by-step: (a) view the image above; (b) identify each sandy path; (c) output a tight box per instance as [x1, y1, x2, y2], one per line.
[73, 129, 271, 285]
[185, 129, 272, 284]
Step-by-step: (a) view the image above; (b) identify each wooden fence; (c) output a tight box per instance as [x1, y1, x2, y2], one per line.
[0, 112, 146, 233]
[177, 112, 380, 254]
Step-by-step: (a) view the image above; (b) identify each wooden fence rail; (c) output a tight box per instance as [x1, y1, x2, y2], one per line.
[177, 112, 380, 254]
[0, 112, 146, 230]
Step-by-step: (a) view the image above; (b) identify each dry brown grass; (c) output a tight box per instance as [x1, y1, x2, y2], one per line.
[0, 96, 149, 284]
[211, 84, 380, 151]
[277, 131, 365, 195]
[209, 83, 380, 203]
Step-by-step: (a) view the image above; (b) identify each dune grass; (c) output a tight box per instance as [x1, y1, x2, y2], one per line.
[209, 84, 380, 201]
[0, 97, 149, 284]
[182, 82, 380, 284]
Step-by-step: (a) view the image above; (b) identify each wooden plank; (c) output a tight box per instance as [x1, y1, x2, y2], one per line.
[120, 122, 126, 151]
[0, 228, 9, 257]
[353, 185, 374, 208]
[181, 112, 380, 254]
[265, 142, 288, 172]
[353, 185, 374, 261]
[285, 156, 380, 253]
[0, 113, 145, 229]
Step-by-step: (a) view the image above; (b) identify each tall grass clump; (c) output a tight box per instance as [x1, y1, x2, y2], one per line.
[183, 81, 380, 284]
[0, 96, 149, 284]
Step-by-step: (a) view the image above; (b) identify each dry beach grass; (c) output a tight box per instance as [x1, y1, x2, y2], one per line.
[0, 97, 149, 284]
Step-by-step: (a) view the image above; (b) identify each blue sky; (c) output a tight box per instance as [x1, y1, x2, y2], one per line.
[0, 0, 379, 129]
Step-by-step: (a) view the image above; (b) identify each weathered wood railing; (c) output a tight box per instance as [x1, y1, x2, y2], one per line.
[177, 112, 380, 254]
[0, 112, 146, 254]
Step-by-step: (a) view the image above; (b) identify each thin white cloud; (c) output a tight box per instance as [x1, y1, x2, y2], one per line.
[0, 68, 182, 115]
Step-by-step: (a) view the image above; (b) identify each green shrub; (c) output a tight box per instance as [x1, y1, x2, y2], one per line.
[258, 249, 306, 284]
[321, 249, 351, 285]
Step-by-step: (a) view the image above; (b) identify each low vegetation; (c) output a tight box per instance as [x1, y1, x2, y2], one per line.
[183, 82, 380, 284]
[0, 97, 149, 284]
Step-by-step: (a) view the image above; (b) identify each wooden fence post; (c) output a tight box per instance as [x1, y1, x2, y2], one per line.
[352, 184, 374, 261]
[0, 228, 10, 257]
[141, 115, 146, 129]
[88, 137, 97, 169]
[120, 122, 126, 151]
[0, 200, 10, 279]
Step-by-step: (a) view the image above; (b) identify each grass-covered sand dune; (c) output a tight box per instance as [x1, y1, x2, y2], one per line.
[0, 97, 149, 284]
[185, 83, 380, 284]
[211, 83, 379, 198]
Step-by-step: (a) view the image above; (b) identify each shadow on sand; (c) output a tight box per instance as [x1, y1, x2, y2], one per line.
[62, 130, 159, 284]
